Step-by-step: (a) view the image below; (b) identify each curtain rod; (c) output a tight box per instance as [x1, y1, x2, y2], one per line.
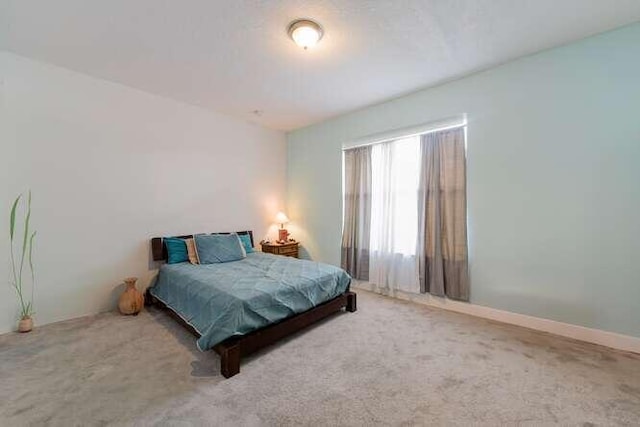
[343, 117, 467, 151]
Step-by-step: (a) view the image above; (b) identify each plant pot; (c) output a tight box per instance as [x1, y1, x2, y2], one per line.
[118, 277, 144, 315]
[18, 316, 33, 333]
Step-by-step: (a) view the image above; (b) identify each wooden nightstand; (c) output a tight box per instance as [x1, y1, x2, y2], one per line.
[261, 241, 299, 258]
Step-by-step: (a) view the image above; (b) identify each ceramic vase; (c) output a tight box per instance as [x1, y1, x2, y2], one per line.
[118, 277, 144, 315]
[18, 316, 33, 333]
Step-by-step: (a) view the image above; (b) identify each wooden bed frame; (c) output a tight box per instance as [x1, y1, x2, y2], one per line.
[148, 231, 357, 378]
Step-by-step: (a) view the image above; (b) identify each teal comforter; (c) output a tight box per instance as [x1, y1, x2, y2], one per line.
[149, 252, 351, 351]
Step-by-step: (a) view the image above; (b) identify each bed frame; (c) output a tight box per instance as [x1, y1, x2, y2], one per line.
[148, 231, 357, 378]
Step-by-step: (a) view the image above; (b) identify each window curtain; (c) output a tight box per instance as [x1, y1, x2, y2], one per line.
[369, 138, 421, 293]
[341, 146, 372, 280]
[417, 127, 470, 301]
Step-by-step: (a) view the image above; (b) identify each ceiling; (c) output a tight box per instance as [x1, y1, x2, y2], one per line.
[3, 1, 640, 131]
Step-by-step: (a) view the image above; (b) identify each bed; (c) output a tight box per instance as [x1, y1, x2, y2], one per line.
[147, 231, 356, 378]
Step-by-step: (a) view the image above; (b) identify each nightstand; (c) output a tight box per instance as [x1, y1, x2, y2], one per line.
[261, 241, 299, 258]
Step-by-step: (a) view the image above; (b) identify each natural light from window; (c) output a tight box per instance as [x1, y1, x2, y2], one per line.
[370, 136, 421, 256]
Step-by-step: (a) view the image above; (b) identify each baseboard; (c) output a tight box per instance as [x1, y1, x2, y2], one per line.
[352, 282, 640, 354]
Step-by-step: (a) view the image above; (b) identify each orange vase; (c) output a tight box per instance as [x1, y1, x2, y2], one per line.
[18, 316, 33, 333]
[118, 277, 144, 315]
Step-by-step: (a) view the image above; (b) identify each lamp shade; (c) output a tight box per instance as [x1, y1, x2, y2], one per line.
[288, 19, 323, 49]
[275, 211, 290, 224]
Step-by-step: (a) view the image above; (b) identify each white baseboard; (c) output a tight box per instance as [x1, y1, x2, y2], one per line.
[352, 281, 640, 354]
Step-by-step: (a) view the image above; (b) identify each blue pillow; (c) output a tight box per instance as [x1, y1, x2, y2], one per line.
[195, 233, 246, 264]
[238, 233, 254, 254]
[165, 237, 189, 264]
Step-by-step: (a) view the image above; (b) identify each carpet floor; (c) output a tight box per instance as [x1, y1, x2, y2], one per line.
[1, 290, 639, 426]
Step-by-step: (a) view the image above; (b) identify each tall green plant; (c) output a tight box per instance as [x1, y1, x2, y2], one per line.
[9, 191, 36, 319]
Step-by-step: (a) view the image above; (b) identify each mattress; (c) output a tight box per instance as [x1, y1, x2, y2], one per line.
[149, 252, 351, 350]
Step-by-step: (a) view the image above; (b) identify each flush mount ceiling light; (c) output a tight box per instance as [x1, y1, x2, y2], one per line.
[288, 19, 323, 49]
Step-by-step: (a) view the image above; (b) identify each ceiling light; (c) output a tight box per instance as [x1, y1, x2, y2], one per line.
[288, 19, 323, 49]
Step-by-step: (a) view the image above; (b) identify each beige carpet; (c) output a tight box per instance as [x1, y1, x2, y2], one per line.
[1, 290, 639, 426]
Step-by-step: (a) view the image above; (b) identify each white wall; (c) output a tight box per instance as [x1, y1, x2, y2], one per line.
[287, 23, 640, 338]
[1, 52, 286, 334]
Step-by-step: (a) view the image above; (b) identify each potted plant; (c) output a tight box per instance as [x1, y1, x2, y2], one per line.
[9, 191, 36, 332]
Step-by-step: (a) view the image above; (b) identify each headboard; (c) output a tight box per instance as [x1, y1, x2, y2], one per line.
[151, 230, 254, 262]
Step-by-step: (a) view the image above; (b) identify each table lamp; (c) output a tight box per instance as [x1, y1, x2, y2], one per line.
[275, 211, 290, 243]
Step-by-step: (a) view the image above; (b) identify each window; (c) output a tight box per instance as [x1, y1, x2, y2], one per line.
[342, 122, 469, 299]
[370, 136, 421, 256]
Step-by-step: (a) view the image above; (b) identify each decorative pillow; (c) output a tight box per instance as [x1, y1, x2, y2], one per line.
[238, 233, 254, 254]
[185, 238, 200, 265]
[195, 233, 246, 264]
[165, 237, 189, 264]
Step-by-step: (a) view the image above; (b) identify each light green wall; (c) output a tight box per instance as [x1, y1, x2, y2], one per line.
[287, 23, 640, 338]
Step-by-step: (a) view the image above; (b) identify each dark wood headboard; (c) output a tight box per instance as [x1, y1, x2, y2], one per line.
[151, 230, 254, 262]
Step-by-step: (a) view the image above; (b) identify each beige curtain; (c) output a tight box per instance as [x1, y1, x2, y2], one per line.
[341, 146, 372, 280]
[417, 127, 469, 301]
